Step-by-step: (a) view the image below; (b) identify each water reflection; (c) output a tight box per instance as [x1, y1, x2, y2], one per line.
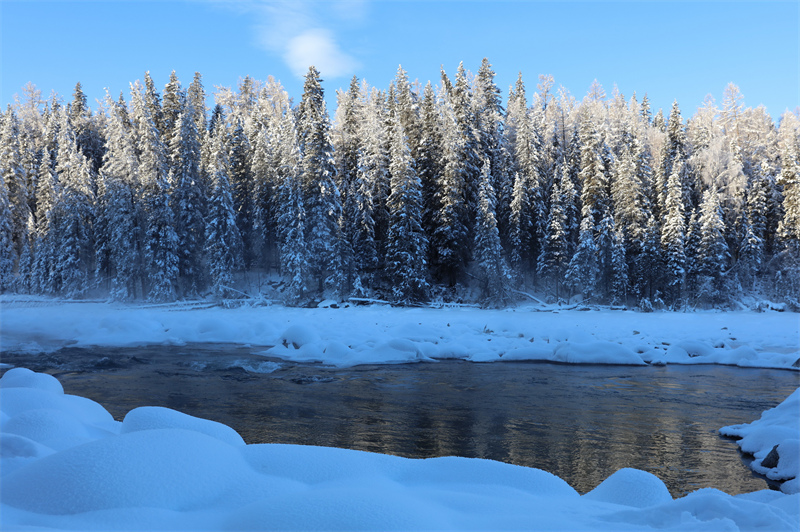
[1, 344, 797, 497]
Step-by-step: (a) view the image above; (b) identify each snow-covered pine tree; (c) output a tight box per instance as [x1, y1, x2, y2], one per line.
[473, 58, 511, 243]
[132, 81, 178, 302]
[385, 115, 429, 303]
[296, 67, 343, 296]
[332, 76, 362, 295]
[169, 92, 206, 297]
[775, 111, 800, 305]
[433, 78, 471, 286]
[205, 121, 242, 300]
[507, 74, 546, 283]
[96, 94, 142, 300]
[474, 158, 511, 306]
[660, 161, 687, 307]
[229, 119, 255, 269]
[69, 82, 105, 173]
[537, 161, 570, 300]
[0, 171, 14, 291]
[187, 72, 207, 134]
[32, 147, 57, 294]
[0, 107, 29, 268]
[417, 82, 442, 263]
[610, 223, 628, 305]
[143, 72, 165, 137]
[565, 212, 598, 302]
[51, 106, 95, 298]
[695, 186, 729, 305]
[162, 71, 183, 148]
[271, 107, 307, 303]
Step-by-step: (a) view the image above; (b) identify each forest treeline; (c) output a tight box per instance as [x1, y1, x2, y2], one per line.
[1, 60, 798, 309]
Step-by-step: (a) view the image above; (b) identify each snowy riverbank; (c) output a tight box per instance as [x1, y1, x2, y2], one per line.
[1, 367, 798, 531]
[1, 296, 798, 370]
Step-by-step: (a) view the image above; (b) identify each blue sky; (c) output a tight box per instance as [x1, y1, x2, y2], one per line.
[1, 1, 797, 120]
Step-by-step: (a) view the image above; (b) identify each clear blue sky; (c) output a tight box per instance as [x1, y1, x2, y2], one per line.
[2, 1, 797, 120]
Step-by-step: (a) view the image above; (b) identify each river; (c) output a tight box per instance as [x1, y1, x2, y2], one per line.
[1, 343, 797, 497]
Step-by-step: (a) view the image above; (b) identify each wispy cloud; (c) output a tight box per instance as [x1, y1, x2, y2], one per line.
[223, 0, 364, 80]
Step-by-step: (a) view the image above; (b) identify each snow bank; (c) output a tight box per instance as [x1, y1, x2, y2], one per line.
[2, 297, 797, 370]
[720, 388, 800, 494]
[1, 369, 798, 531]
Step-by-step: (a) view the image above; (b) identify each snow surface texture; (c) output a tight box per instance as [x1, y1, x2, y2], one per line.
[1, 368, 798, 531]
[720, 388, 800, 495]
[1, 297, 798, 370]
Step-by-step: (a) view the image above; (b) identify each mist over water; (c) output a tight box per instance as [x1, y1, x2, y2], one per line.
[2, 343, 797, 497]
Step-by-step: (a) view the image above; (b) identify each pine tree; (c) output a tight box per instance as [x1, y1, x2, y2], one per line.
[0, 172, 15, 291]
[333, 76, 362, 294]
[32, 147, 57, 294]
[695, 187, 729, 304]
[51, 107, 95, 298]
[296, 67, 343, 295]
[162, 70, 183, 147]
[169, 92, 206, 296]
[385, 116, 429, 303]
[417, 82, 442, 263]
[508, 74, 545, 282]
[433, 81, 470, 285]
[537, 162, 570, 300]
[229, 119, 255, 268]
[132, 82, 178, 302]
[775, 111, 800, 305]
[205, 121, 242, 300]
[660, 161, 687, 306]
[565, 213, 598, 301]
[610, 224, 628, 305]
[474, 159, 511, 306]
[96, 95, 142, 300]
[0, 108, 29, 266]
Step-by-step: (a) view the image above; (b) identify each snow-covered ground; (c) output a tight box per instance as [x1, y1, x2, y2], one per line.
[1, 367, 798, 531]
[720, 388, 800, 495]
[1, 296, 798, 370]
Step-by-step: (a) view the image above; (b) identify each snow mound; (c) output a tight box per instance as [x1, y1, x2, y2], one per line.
[0, 367, 64, 394]
[583, 467, 672, 508]
[2, 428, 251, 514]
[279, 324, 320, 349]
[121, 406, 245, 447]
[720, 388, 800, 492]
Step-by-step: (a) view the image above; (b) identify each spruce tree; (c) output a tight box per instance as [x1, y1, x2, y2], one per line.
[96, 95, 142, 300]
[474, 159, 511, 306]
[660, 161, 687, 306]
[132, 82, 178, 302]
[296, 67, 342, 296]
[696, 187, 729, 304]
[169, 93, 206, 296]
[385, 116, 429, 303]
[205, 122, 242, 300]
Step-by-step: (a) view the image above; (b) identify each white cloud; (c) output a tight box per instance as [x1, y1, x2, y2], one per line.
[244, 0, 363, 80]
[284, 28, 360, 79]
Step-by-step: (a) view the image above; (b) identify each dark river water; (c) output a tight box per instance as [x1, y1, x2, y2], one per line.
[1, 343, 798, 497]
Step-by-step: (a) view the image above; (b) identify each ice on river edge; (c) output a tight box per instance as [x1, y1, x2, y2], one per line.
[1, 297, 798, 370]
[1, 367, 798, 532]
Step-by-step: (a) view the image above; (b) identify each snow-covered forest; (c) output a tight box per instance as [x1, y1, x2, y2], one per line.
[1, 60, 798, 309]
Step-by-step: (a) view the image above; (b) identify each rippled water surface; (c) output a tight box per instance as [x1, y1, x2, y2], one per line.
[2, 343, 797, 497]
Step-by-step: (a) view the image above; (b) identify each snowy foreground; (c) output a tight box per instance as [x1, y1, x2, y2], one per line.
[1, 297, 798, 370]
[0, 368, 798, 532]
